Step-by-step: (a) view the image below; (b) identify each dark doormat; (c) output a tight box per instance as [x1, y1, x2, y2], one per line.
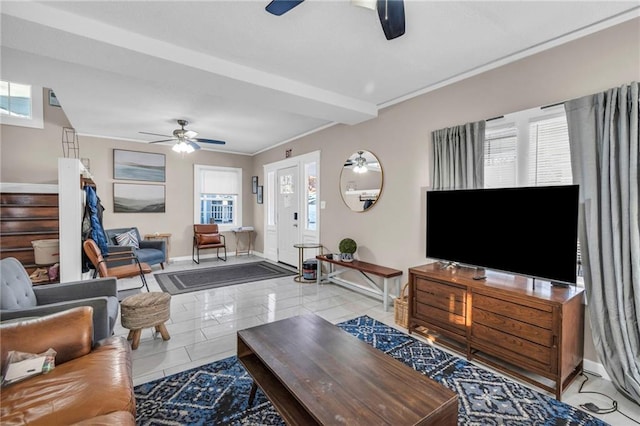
[154, 261, 297, 295]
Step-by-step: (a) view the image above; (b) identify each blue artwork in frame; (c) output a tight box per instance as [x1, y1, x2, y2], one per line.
[114, 149, 166, 182]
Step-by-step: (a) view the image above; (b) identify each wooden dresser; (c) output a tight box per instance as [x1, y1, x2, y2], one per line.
[408, 263, 584, 400]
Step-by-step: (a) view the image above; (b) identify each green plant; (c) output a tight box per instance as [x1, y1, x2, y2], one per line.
[338, 238, 357, 254]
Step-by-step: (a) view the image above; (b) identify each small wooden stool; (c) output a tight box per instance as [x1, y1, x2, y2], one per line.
[121, 292, 171, 350]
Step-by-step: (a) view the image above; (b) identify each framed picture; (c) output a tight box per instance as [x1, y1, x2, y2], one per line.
[252, 176, 259, 194]
[48, 90, 61, 107]
[113, 183, 165, 213]
[257, 185, 263, 204]
[114, 149, 166, 182]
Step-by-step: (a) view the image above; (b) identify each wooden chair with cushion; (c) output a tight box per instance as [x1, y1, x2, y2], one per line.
[83, 239, 152, 292]
[192, 224, 227, 264]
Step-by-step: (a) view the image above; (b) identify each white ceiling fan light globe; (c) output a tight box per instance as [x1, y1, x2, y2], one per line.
[172, 140, 194, 154]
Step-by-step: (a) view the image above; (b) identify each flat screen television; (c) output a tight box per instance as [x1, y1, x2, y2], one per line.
[426, 185, 579, 285]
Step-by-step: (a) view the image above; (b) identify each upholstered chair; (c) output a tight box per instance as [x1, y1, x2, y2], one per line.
[0, 257, 119, 343]
[192, 224, 227, 264]
[104, 227, 166, 269]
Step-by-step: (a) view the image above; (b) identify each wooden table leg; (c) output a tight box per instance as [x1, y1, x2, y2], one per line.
[155, 323, 171, 341]
[248, 381, 258, 406]
[131, 329, 142, 350]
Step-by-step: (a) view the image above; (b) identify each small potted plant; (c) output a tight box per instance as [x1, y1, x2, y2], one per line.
[338, 238, 357, 262]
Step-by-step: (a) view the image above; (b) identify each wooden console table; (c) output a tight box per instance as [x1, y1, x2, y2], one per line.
[408, 263, 584, 400]
[237, 314, 458, 425]
[316, 255, 402, 311]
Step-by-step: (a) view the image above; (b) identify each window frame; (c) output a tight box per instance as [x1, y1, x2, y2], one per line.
[0, 81, 44, 129]
[193, 164, 243, 231]
[484, 104, 569, 188]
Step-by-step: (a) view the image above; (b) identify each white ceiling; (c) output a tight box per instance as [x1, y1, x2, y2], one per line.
[2, 1, 638, 155]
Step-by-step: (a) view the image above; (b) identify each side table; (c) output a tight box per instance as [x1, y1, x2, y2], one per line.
[144, 233, 172, 263]
[232, 229, 254, 256]
[293, 243, 323, 283]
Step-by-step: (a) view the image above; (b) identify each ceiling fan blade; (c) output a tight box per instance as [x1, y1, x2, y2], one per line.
[140, 131, 173, 138]
[187, 141, 201, 151]
[377, 0, 405, 40]
[148, 139, 175, 144]
[265, 0, 304, 16]
[193, 138, 226, 145]
[184, 130, 197, 139]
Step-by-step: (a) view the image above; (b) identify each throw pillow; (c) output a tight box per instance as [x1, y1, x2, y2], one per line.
[115, 229, 139, 249]
[198, 233, 221, 244]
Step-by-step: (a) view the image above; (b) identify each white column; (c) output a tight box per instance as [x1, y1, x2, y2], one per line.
[58, 158, 84, 282]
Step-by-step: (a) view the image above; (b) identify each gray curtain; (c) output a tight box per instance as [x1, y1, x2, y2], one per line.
[431, 121, 485, 190]
[565, 81, 640, 403]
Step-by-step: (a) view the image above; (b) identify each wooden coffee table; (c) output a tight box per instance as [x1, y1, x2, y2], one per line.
[237, 314, 458, 425]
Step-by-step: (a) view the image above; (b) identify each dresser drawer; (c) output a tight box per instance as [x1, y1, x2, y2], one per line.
[415, 278, 466, 316]
[415, 302, 466, 335]
[472, 323, 554, 373]
[472, 307, 553, 347]
[473, 293, 553, 330]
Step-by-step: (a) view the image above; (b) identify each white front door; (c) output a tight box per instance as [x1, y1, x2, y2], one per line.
[277, 166, 299, 267]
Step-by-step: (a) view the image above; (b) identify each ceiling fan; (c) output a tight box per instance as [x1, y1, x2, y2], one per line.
[140, 119, 226, 154]
[265, 0, 405, 40]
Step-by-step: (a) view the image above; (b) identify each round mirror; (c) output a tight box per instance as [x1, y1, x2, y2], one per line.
[340, 150, 383, 212]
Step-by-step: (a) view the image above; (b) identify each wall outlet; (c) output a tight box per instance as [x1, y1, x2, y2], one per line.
[320, 201, 326, 209]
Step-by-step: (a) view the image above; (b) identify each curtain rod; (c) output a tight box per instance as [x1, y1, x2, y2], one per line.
[540, 101, 564, 110]
[485, 100, 567, 122]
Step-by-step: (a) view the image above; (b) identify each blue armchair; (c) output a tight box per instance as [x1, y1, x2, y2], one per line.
[0, 257, 118, 343]
[104, 227, 166, 269]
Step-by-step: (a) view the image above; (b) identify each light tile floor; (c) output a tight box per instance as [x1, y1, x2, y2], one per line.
[115, 255, 640, 426]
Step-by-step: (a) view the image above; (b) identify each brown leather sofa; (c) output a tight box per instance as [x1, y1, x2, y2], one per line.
[0, 307, 136, 425]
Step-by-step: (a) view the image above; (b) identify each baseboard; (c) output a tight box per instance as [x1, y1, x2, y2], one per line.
[583, 358, 610, 381]
[170, 251, 265, 264]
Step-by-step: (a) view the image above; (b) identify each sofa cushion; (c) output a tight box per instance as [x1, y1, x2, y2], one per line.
[115, 230, 139, 249]
[0, 258, 37, 310]
[197, 233, 221, 245]
[134, 248, 166, 265]
[0, 336, 135, 425]
[71, 411, 135, 425]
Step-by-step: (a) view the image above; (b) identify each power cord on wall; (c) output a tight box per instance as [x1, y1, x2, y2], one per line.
[578, 371, 640, 424]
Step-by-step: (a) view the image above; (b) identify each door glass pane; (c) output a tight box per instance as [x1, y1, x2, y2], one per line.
[305, 162, 317, 230]
[267, 171, 275, 226]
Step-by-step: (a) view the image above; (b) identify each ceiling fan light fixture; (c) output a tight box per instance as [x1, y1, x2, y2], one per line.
[353, 151, 368, 173]
[172, 140, 194, 154]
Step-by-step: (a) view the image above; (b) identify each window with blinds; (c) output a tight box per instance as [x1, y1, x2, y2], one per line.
[484, 108, 572, 188]
[527, 115, 572, 186]
[484, 127, 517, 188]
[194, 165, 242, 228]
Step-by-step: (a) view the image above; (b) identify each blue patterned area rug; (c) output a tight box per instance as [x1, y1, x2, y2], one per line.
[135, 315, 607, 425]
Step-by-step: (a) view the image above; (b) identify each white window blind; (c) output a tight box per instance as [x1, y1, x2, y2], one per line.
[484, 127, 517, 188]
[527, 115, 572, 186]
[194, 165, 242, 228]
[201, 168, 240, 194]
